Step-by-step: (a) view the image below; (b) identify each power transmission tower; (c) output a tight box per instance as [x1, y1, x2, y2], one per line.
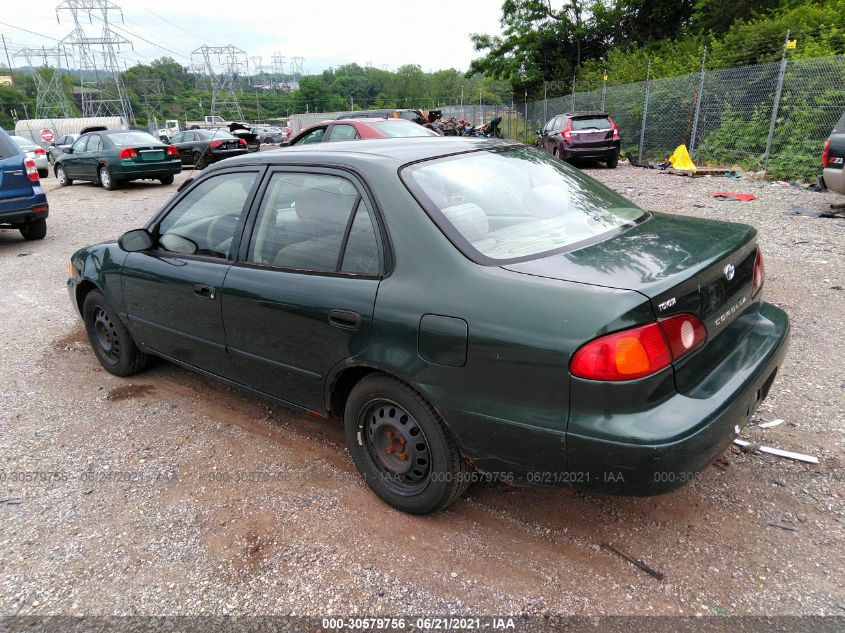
[290, 56, 305, 76]
[16, 46, 74, 118]
[137, 77, 164, 127]
[270, 52, 286, 92]
[56, 0, 134, 122]
[192, 44, 246, 121]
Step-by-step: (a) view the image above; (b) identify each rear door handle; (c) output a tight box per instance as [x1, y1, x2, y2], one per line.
[329, 309, 361, 330]
[193, 284, 216, 300]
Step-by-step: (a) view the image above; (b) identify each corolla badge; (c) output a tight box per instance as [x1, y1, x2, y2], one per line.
[723, 263, 735, 281]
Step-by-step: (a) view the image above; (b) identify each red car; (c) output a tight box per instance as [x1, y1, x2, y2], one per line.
[288, 118, 439, 145]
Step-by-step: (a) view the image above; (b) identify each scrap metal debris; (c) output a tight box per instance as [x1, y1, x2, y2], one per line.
[710, 192, 757, 202]
[767, 522, 800, 532]
[787, 204, 845, 218]
[758, 419, 785, 429]
[601, 543, 665, 580]
[733, 439, 819, 464]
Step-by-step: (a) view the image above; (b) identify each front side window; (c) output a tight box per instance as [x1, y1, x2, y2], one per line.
[157, 171, 257, 259]
[247, 172, 379, 274]
[293, 127, 326, 145]
[170, 132, 185, 144]
[72, 137, 88, 153]
[402, 146, 646, 264]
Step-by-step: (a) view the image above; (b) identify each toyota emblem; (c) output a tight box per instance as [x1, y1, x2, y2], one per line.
[724, 263, 735, 281]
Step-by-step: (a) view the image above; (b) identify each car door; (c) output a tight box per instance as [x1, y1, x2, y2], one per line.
[64, 136, 89, 178]
[222, 168, 384, 411]
[81, 134, 103, 179]
[544, 116, 562, 154]
[121, 167, 262, 378]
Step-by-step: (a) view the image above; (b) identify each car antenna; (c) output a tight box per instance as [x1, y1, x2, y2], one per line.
[176, 177, 193, 192]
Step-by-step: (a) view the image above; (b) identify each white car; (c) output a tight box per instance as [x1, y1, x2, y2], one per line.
[11, 136, 49, 178]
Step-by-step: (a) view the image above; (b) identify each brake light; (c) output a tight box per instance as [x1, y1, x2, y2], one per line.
[822, 138, 830, 167]
[561, 120, 572, 142]
[209, 140, 223, 149]
[570, 313, 706, 381]
[238, 138, 246, 146]
[118, 148, 138, 159]
[608, 116, 620, 140]
[752, 248, 765, 297]
[24, 158, 39, 182]
[34, 147, 46, 155]
[166, 145, 178, 156]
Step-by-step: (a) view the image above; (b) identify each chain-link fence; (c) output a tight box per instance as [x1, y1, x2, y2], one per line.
[447, 54, 845, 180]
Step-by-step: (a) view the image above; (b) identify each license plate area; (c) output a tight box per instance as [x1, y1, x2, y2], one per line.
[140, 150, 164, 161]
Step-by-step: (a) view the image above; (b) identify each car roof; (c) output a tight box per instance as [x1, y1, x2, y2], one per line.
[209, 137, 518, 171]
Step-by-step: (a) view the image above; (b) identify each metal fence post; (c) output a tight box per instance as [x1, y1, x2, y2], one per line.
[763, 30, 790, 171]
[571, 74, 576, 112]
[689, 47, 707, 157]
[524, 90, 528, 142]
[637, 58, 652, 164]
[543, 82, 548, 125]
[600, 69, 607, 111]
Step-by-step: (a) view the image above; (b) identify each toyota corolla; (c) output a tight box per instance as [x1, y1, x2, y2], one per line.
[67, 138, 789, 514]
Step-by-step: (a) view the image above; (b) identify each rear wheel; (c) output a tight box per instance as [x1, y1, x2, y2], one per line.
[159, 174, 174, 185]
[55, 165, 72, 186]
[83, 290, 149, 377]
[99, 166, 117, 190]
[20, 218, 46, 241]
[193, 152, 208, 170]
[344, 374, 472, 514]
[606, 153, 619, 169]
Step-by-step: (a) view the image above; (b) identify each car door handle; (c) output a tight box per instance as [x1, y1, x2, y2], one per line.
[329, 309, 361, 330]
[193, 284, 216, 300]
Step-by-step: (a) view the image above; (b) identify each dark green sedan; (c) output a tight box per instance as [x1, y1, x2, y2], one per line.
[55, 130, 181, 190]
[67, 138, 789, 514]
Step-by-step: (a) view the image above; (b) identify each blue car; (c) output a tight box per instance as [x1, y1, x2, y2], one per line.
[0, 128, 49, 240]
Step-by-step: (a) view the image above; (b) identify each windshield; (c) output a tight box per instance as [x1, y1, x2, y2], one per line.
[370, 121, 439, 137]
[109, 132, 162, 147]
[402, 146, 646, 263]
[571, 116, 612, 131]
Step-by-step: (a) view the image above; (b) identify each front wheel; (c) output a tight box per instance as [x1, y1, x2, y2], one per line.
[20, 218, 46, 241]
[83, 290, 149, 376]
[55, 165, 72, 186]
[47, 153, 55, 165]
[99, 166, 117, 190]
[344, 374, 472, 514]
[159, 174, 174, 185]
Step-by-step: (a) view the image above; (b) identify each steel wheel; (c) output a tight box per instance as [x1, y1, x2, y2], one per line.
[92, 305, 121, 365]
[99, 167, 112, 188]
[56, 165, 68, 185]
[359, 399, 432, 496]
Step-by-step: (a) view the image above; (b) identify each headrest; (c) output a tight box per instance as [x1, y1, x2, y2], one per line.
[441, 203, 489, 243]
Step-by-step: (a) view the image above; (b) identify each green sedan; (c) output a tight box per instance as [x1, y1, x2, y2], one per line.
[67, 138, 789, 514]
[55, 130, 181, 190]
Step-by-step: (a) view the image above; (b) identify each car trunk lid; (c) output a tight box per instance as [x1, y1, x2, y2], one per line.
[502, 211, 758, 340]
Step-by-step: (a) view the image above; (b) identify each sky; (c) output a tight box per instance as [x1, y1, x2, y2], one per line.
[3, 0, 504, 74]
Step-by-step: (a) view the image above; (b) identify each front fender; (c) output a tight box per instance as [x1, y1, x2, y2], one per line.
[69, 241, 130, 315]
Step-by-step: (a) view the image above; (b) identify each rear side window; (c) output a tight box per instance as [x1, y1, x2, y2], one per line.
[326, 125, 360, 142]
[87, 135, 103, 152]
[571, 116, 612, 131]
[402, 146, 645, 264]
[0, 133, 20, 160]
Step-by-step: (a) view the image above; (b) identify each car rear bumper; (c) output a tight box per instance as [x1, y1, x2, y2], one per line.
[112, 160, 182, 179]
[564, 301, 790, 495]
[0, 196, 50, 225]
[821, 166, 845, 194]
[560, 141, 620, 160]
[209, 149, 249, 162]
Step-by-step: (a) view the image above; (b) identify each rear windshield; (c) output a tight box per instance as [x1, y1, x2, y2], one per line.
[197, 130, 235, 140]
[402, 146, 646, 264]
[571, 117, 612, 131]
[109, 132, 162, 147]
[11, 136, 37, 149]
[370, 121, 439, 137]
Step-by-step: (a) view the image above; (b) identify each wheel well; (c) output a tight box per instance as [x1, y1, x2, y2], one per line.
[75, 280, 98, 314]
[328, 366, 380, 418]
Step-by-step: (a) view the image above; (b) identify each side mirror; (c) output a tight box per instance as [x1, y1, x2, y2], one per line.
[536, 129, 542, 136]
[118, 228, 153, 252]
[66, 147, 73, 154]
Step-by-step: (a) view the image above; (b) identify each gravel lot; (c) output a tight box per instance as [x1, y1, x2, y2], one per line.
[0, 160, 843, 622]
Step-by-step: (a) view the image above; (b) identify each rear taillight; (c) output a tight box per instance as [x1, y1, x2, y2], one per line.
[34, 147, 46, 155]
[752, 248, 765, 297]
[570, 313, 706, 381]
[608, 116, 620, 140]
[238, 138, 246, 146]
[822, 138, 831, 167]
[166, 145, 178, 156]
[209, 140, 223, 149]
[24, 158, 39, 182]
[561, 120, 572, 142]
[118, 148, 138, 159]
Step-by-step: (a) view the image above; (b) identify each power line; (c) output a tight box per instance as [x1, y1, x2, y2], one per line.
[141, 6, 220, 46]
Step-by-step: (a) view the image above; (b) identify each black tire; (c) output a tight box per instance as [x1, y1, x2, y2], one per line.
[159, 174, 174, 185]
[38, 168, 48, 179]
[99, 166, 117, 190]
[20, 218, 46, 241]
[56, 164, 72, 186]
[606, 153, 619, 169]
[47, 153, 55, 166]
[83, 290, 149, 377]
[193, 152, 208, 170]
[344, 374, 472, 514]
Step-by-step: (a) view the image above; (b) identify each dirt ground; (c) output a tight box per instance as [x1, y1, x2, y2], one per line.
[0, 160, 843, 622]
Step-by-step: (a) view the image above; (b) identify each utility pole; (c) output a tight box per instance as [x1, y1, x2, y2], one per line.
[1, 35, 15, 86]
[763, 30, 791, 171]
